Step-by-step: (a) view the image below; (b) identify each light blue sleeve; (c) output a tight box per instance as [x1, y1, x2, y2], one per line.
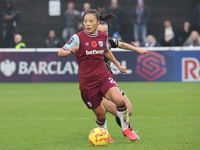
[105, 38, 109, 52]
[63, 34, 80, 51]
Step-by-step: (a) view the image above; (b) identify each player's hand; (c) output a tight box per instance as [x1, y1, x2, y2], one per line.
[70, 46, 79, 54]
[138, 48, 148, 56]
[118, 65, 127, 74]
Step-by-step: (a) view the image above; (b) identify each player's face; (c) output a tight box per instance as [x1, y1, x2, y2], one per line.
[97, 24, 108, 35]
[83, 14, 99, 34]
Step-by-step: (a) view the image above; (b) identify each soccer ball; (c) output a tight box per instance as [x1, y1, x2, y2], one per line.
[88, 127, 110, 146]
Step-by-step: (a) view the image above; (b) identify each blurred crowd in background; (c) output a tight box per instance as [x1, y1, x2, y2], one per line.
[0, 0, 200, 49]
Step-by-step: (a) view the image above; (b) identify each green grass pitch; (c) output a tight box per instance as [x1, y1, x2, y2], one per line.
[0, 82, 200, 150]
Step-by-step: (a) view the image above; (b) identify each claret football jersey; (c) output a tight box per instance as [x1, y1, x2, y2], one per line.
[63, 29, 111, 90]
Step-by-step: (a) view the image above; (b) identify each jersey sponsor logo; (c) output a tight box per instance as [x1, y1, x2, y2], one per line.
[67, 37, 74, 45]
[136, 51, 166, 81]
[99, 41, 103, 47]
[182, 57, 200, 82]
[91, 41, 97, 48]
[86, 50, 104, 55]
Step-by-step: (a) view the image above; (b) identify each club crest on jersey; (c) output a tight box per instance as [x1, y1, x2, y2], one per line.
[99, 41, 103, 47]
[67, 37, 74, 45]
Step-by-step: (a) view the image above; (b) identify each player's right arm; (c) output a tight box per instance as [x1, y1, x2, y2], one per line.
[118, 41, 148, 56]
[58, 34, 80, 57]
[108, 37, 148, 56]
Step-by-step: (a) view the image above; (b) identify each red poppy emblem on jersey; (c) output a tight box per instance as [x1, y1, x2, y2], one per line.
[91, 41, 97, 48]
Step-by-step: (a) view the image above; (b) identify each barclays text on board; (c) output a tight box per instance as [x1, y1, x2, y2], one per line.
[0, 48, 200, 82]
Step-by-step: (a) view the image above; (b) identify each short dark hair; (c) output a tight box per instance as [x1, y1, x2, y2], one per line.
[75, 8, 115, 34]
[83, 9, 100, 20]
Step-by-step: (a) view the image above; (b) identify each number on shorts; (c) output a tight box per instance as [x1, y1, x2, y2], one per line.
[109, 77, 115, 83]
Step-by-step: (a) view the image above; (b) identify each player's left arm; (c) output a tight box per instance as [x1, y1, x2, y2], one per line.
[58, 47, 79, 57]
[118, 41, 148, 56]
[104, 49, 127, 74]
[58, 34, 80, 57]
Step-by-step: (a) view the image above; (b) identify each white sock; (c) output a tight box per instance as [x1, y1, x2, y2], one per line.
[117, 109, 129, 131]
[96, 119, 108, 131]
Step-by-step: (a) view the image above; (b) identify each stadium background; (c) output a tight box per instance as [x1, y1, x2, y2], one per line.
[0, 1, 200, 149]
[0, 0, 198, 47]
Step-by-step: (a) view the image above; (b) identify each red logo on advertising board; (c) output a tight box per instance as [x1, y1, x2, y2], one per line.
[136, 52, 166, 81]
[182, 58, 200, 82]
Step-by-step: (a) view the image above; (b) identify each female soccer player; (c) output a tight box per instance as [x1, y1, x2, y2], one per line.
[97, 21, 148, 130]
[58, 10, 138, 141]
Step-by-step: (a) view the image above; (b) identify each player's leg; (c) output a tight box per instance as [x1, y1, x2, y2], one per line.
[123, 95, 133, 115]
[92, 103, 114, 143]
[102, 94, 132, 116]
[81, 88, 108, 129]
[92, 104, 107, 130]
[101, 97, 118, 117]
[104, 87, 129, 129]
[102, 95, 134, 133]
[101, 76, 138, 141]
[119, 89, 133, 116]
[106, 87, 137, 141]
[80, 87, 114, 143]
[102, 96, 126, 128]
[115, 94, 133, 129]
[102, 95, 132, 123]
[102, 87, 134, 129]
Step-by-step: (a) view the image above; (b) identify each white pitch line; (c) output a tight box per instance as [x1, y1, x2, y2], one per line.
[0, 116, 199, 121]
[0, 117, 90, 121]
[134, 116, 200, 119]
[1, 116, 198, 140]
[132, 130, 141, 140]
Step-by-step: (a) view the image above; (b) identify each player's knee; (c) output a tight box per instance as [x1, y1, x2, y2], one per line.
[128, 109, 133, 116]
[115, 99, 125, 108]
[96, 112, 106, 122]
[97, 115, 106, 122]
[106, 104, 118, 117]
